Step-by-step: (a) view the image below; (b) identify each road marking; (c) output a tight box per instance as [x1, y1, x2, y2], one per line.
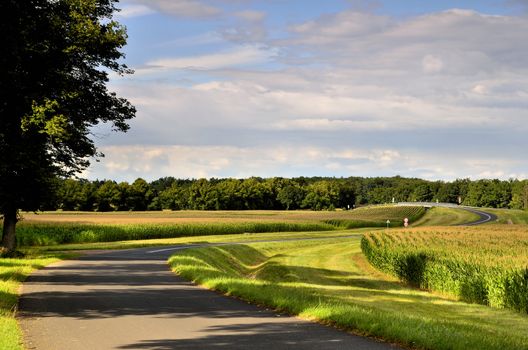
[464, 209, 493, 225]
[146, 246, 193, 254]
[397, 202, 496, 226]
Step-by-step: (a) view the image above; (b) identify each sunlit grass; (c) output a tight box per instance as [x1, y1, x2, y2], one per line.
[323, 205, 426, 228]
[487, 208, 528, 224]
[15, 221, 336, 246]
[36, 229, 371, 251]
[5, 207, 523, 350]
[412, 207, 481, 226]
[169, 236, 528, 350]
[13, 207, 428, 247]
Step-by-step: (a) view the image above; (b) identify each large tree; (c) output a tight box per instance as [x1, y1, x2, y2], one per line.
[0, 0, 135, 252]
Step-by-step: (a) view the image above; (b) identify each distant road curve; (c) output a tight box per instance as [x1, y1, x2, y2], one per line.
[396, 202, 497, 226]
[457, 207, 498, 226]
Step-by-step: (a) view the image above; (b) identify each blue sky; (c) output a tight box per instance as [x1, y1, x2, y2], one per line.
[86, 0, 528, 181]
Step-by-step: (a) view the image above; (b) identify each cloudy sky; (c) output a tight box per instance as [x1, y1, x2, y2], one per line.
[86, 0, 528, 182]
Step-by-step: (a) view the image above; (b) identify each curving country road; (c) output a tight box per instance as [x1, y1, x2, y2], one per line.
[18, 206, 495, 349]
[397, 202, 497, 226]
[19, 240, 400, 350]
[457, 207, 497, 226]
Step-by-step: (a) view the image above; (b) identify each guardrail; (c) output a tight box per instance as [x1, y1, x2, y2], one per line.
[396, 202, 459, 208]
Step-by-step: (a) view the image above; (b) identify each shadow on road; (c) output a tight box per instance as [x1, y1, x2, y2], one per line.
[116, 322, 392, 350]
[19, 243, 403, 350]
[19, 271, 278, 320]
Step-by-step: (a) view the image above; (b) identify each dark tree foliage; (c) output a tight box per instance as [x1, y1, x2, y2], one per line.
[0, 0, 135, 252]
[48, 176, 528, 214]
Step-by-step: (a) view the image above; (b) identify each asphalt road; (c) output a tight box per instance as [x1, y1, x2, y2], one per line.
[397, 202, 498, 226]
[458, 207, 498, 226]
[19, 243, 401, 350]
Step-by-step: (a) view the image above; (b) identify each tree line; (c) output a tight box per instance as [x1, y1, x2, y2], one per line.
[41, 176, 528, 212]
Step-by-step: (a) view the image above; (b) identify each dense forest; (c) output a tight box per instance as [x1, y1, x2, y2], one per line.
[39, 176, 528, 212]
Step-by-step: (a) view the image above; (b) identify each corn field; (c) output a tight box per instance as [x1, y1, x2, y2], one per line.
[15, 222, 335, 246]
[361, 225, 528, 313]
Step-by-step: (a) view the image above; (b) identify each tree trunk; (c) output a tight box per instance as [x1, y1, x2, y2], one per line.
[1, 208, 18, 252]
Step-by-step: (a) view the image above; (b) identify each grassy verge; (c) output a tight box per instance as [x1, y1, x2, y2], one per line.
[487, 208, 528, 224]
[0, 252, 71, 350]
[411, 207, 481, 226]
[169, 235, 528, 350]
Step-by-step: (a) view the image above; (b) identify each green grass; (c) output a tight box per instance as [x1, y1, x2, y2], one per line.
[411, 207, 481, 226]
[1, 229, 359, 350]
[4, 207, 523, 350]
[12, 207, 427, 247]
[324, 205, 426, 228]
[487, 208, 528, 224]
[15, 221, 335, 246]
[36, 229, 369, 251]
[0, 252, 71, 350]
[169, 235, 528, 350]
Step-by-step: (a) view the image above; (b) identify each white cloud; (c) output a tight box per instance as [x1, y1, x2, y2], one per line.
[123, 0, 221, 18]
[471, 84, 489, 94]
[422, 55, 444, 74]
[234, 10, 266, 22]
[272, 118, 388, 131]
[85, 144, 525, 182]
[83, 144, 405, 180]
[116, 4, 154, 18]
[112, 77, 527, 137]
[281, 9, 528, 75]
[153, 32, 224, 48]
[376, 150, 401, 164]
[103, 8, 528, 181]
[289, 11, 391, 38]
[135, 45, 277, 73]
[221, 10, 268, 43]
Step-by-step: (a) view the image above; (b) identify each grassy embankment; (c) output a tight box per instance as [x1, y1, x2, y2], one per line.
[169, 234, 528, 350]
[487, 208, 528, 224]
[411, 207, 481, 226]
[322, 205, 425, 228]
